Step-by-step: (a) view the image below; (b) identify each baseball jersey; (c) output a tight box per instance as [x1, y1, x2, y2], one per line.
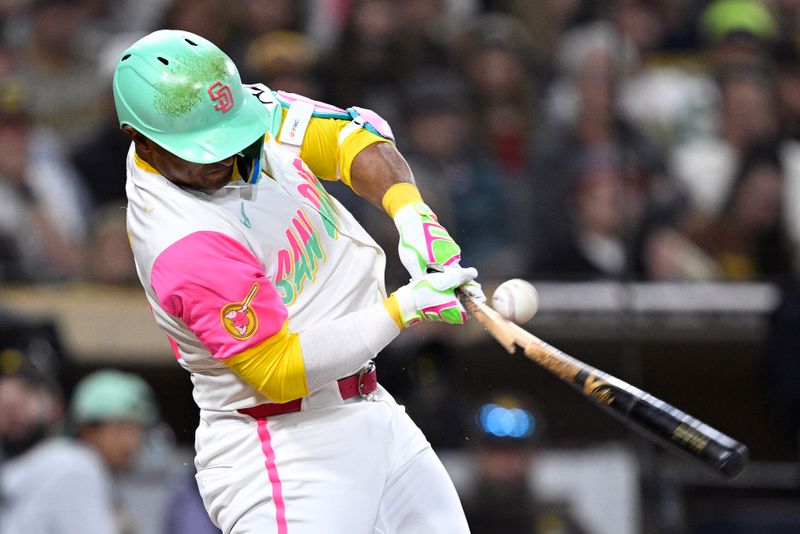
[126, 88, 392, 412]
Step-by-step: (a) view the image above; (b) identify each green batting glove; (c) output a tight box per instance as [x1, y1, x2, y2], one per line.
[393, 203, 462, 280]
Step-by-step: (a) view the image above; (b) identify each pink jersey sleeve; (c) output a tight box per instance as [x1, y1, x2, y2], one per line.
[150, 231, 288, 360]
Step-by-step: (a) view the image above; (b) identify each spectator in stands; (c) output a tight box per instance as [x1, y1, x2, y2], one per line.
[771, 0, 800, 49]
[0, 347, 62, 461]
[0, 76, 90, 282]
[324, 0, 408, 125]
[485, 0, 597, 63]
[620, 0, 776, 150]
[671, 69, 780, 220]
[700, 0, 777, 73]
[71, 33, 142, 209]
[12, 0, 107, 151]
[460, 391, 586, 534]
[774, 43, 800, 143]
[0, 360, 158, 534]
[243, 30, 321, 98]
[68, 0, 170, 47]
[82, 206, 138, 285]
[391, 70, 525, 283]
[775, 50, 800, 257]
[651, 0, 707, 52]
[534, 144, 659, 279]
[0, 352, 108, 533]
[398, 0, 454, 73]
[456, 14, 541, 261]
[70, 370, 157, 477]
[228, 0, 306, 67]
[667, 0, 781, 214]
[68, 370, 158, 533]
[458, 13, 539, 177]
[614, 0, 719, 147]
[531, 22, 683, 280]
[158, 0, 237, 61]
[684, 143, 795, 281]
[541, 21, 639, 132]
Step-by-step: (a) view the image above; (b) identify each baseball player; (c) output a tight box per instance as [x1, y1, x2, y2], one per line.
[114, 30, 482, 533]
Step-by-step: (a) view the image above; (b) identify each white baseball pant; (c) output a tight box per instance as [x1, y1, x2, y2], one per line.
[195, 383, 470, 533]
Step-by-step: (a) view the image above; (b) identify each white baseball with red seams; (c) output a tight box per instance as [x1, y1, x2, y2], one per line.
[491, 279, 539, 324]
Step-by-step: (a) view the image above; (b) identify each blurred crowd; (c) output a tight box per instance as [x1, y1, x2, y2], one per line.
[0, 315, 222, 534]
[0, 0, 799, 287]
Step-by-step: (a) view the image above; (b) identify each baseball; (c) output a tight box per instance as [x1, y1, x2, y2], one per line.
[491, 279, 539, 324]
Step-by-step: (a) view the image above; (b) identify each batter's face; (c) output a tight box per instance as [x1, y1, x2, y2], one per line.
[123, 126, 235, 191]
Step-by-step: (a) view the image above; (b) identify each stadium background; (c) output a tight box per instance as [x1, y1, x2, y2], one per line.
[2, 0, 800, 532]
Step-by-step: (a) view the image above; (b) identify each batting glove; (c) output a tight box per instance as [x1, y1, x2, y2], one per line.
[425, 261, 487, 305]
[459, 279, 487, 304]
[394, 202, 462, 280]
[389, 266, 478, 328]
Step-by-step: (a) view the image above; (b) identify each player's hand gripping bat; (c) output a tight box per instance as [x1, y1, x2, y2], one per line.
[457, 288, 750, 478]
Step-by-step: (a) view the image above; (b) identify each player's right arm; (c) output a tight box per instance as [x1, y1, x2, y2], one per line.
[150, 231, 475, 403]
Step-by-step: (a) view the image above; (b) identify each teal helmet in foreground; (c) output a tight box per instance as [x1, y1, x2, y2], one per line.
[113, 29, 272, 164]
[70, 370, 158, 426]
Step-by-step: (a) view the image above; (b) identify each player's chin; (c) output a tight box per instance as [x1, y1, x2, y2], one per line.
[199, 168, 235, 190]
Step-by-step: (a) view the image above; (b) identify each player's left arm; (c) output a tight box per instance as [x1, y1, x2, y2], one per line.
[345, 119, 485, 303]
[281, 95, 478, 291]
[349, 142, 466, 281]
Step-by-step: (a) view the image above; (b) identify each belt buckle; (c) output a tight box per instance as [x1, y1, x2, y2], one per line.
[357, 360, 376, 401]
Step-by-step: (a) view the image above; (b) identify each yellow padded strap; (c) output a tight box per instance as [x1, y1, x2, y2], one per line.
[338, 127, 391, 190]
[279, 106, 391, 189]
[222, 321, 309, 403]
[382, 182, 423, 218]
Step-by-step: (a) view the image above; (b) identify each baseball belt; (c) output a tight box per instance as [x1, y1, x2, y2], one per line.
[237, 361, 378, 418]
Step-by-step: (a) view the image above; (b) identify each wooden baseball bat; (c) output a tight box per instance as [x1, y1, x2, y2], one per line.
[458, 290, 750, 478]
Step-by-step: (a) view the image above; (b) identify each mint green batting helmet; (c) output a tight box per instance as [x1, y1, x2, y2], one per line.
[70, 370, 157, 426]
[113, 29, 272, 164]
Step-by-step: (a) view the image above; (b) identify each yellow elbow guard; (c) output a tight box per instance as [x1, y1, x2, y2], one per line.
[382, 182, 424, 218]
[222, 322, 309, 403]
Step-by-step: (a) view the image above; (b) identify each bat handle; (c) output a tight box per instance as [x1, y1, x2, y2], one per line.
[425, 262, 470, 304]
[424, 263, 517, 352]
[425, 262, 445, 274]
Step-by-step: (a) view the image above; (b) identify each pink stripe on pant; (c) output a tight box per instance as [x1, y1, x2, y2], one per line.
[256, 418, 288, 534]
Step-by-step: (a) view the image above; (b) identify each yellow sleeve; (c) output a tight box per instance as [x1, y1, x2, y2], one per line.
[221, 321, 309, 403]
[278, 106, 392, 188]
[383, 295, 404, 329]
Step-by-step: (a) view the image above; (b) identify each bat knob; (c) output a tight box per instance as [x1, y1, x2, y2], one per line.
[716, 443, 750, 478]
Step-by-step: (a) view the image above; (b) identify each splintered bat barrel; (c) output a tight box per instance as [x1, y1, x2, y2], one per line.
[460, 292, 749, 478]
[523, 337, 749, 478]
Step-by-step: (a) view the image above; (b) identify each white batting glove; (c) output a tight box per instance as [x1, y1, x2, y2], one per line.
[425, 261, 487, 305]
[459, 279, 487, 303]
[391, 266, 478, 327]
[394, 203, 462, 280]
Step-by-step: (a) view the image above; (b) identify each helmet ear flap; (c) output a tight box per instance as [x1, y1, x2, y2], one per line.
[236, 135, 266, 184]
